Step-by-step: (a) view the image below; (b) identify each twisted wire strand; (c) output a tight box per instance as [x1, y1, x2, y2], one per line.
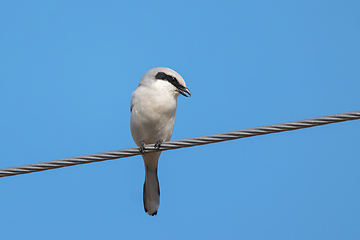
[0, 110, 359, 178]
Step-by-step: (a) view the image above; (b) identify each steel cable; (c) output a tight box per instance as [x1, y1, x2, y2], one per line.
[0, 110, 359, 178]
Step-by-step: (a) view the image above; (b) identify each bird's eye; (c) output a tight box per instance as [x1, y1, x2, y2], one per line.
[155, 71, 185, 90]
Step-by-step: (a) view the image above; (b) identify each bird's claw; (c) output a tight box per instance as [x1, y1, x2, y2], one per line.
[139, 142, 146, 155]
[154, 140, 163, 151]
[139, 140, 163, 154]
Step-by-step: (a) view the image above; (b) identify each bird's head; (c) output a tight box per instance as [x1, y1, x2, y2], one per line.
[139, 67, 191, 97]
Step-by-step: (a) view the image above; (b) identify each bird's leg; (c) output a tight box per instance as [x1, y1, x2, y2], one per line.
[154, 139, 163, 151]
[139, 142, 146, 155]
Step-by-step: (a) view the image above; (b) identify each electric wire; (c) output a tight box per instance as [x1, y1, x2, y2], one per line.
[0, 110, 359, 178]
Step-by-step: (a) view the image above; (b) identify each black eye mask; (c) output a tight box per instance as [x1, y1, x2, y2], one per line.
[155, 72, 187, 92]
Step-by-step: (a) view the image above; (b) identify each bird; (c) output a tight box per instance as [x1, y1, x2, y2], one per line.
[130, 67, 191, 216]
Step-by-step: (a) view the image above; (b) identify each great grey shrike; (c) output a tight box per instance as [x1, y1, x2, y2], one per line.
[130, 67, 191, 216]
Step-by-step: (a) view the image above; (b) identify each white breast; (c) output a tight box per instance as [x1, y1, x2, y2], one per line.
[130, 83, 178, 146]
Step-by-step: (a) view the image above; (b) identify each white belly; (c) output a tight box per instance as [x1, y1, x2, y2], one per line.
[130, 87, 177, 146]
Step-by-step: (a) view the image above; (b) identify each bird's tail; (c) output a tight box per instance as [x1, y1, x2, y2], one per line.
[143, 167, 160, 216]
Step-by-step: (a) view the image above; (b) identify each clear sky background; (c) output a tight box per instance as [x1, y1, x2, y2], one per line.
[1, 1, 359, 239]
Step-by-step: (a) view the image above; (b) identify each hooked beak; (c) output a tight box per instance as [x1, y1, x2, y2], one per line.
[177, 87, 191, 97]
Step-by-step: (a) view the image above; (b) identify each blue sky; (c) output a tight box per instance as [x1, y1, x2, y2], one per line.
[1, 0, 359, 239]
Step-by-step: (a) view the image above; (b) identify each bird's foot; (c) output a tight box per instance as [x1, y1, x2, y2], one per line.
[139, 142, 146, 155]
[154, 140, 163, 151]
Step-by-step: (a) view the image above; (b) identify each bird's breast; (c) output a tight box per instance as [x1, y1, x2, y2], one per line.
[130, 88, 178, 144]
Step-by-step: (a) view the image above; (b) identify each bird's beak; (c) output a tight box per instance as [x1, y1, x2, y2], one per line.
[178, 87, 191, 97]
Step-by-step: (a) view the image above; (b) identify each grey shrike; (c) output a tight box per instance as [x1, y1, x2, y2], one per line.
[130, 67, 191, 216]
